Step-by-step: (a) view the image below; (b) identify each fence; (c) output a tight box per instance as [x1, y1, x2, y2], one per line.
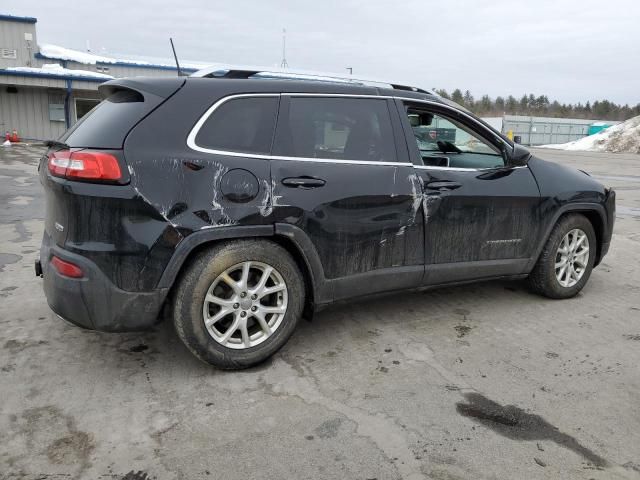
[497, 115, 619, 146]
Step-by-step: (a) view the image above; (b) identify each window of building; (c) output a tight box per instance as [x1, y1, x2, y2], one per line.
[75, 98, 101, 122]
[275, 97, 396, 162]
[48, 92, 65, 122]
[195, 96, 279, 154]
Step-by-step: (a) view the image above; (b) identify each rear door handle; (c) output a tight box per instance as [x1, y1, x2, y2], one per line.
[281, 177, 326, 188]
[425, 181, 462, 191]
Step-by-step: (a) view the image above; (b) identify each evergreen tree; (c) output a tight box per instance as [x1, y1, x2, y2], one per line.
[463, 90, 475, 109]
[435, 88, 450, 99]
[451, 89, 464, 105]
[435, 89, 636, 121]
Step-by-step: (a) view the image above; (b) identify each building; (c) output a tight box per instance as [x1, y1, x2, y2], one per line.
[0, 13, 205, 141]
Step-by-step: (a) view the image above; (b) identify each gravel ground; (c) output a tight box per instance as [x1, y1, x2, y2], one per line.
[0, 145, 639, 480]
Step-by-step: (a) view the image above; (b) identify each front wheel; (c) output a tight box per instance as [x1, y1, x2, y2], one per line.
[172, 239, 305, 369]
[528, 214, 597, 299]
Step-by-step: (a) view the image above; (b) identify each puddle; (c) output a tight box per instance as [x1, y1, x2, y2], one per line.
[454, 325, 472, 338]
[0, 253, 21, 272]
[129, 344, 149, 353]
[456, 393, 607, 466]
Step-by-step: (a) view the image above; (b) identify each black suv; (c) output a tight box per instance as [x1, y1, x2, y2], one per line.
[38, 70, 615, 368]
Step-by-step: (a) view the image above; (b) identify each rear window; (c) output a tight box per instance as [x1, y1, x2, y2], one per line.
[274, 97, 396, 162]
[194, 96, 279, 154]
[61, 89, 158, 149]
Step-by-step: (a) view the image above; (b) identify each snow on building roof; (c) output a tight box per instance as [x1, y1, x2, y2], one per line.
[3, 63, 113, 81]
[37, 44, 206, 71]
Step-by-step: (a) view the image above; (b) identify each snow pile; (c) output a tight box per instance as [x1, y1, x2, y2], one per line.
[39, 44, 209, 69]
[539, 115, 640, 154]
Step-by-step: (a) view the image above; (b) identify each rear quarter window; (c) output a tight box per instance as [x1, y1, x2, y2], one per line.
[194, 96, 279, 154]
[61, 89, 162, 149]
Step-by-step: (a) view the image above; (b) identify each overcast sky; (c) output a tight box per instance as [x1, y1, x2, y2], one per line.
[11, 0, 640, 104]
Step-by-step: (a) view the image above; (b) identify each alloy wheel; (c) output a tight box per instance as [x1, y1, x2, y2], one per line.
[555, 228, 590, 288]
[202, 261, 288, 349]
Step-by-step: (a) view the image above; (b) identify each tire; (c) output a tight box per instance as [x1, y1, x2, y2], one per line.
[172, 239, 304, 369]
[528, 213, 597, 299]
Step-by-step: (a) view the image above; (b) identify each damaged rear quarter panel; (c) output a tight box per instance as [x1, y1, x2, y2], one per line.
[120, 82, 274, 290]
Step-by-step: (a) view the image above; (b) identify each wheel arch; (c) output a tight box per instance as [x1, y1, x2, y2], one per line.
[157, 224, 329, 314]
[528, 203, 607, 271]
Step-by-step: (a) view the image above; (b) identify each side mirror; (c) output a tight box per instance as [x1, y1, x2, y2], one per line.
[503, 142, 531, 167]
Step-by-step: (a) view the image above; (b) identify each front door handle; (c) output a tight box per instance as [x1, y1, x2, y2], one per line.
[282, 177, 326, 188]
[425, 180, 462, 191]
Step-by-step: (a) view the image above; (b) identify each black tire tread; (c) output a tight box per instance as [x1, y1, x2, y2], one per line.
[172, 239, 304, 369]
[528, 213, 596, 299]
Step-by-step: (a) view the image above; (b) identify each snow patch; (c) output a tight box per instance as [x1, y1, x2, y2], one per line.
[7, 63, 114, 79]
[539, 115, 640, 154]
[39, 43, 209, 69]
[39, 44, 116, 65]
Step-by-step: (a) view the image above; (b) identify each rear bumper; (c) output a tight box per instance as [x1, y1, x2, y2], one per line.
[39, 232, 168, 332]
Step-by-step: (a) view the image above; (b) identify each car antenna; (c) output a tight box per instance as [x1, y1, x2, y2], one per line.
[169, 37, 183, 77]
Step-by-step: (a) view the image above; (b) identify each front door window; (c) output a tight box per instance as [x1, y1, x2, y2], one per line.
[407, 108, 504, 169]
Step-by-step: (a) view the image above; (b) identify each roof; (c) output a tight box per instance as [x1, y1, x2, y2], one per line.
[192, 66, 433, 95]
[36, 44, 202, 72]
[181, 77, 441, 106]
[0, 13, 37, 24]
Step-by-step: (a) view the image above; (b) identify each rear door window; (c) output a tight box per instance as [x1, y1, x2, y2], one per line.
[274, 97, 397, 162]
[194, 96, 279, 154]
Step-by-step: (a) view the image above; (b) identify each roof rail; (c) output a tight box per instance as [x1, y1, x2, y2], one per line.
[190, 66, 432, 95]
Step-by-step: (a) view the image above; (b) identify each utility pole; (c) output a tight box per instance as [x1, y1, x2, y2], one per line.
[346, 67, 353, 75]
[280, 28, 289, 69]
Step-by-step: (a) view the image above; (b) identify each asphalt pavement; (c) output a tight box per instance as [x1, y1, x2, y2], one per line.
[1, 144, 639, 480]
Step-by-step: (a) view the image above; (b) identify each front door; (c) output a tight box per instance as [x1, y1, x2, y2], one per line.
[270, 94, 424, 302]
[397, 100, 541, 284]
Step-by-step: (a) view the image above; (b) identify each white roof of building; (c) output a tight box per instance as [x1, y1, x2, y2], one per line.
[5, 63, 114, 79]
[38, 44, 209, 70]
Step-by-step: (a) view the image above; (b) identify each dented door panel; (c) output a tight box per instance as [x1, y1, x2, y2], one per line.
[270, 160, 424, 282]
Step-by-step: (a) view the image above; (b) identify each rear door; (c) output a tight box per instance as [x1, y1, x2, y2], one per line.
[270, 94, 424, 302]
[396, 99, 541, 284]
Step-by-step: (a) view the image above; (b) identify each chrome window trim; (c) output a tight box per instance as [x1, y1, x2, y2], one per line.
[186, 93, 279, 158]
[398, 98, 507, 147]
[187, 92, 407, 166]
[281, 92, 393, 99]
[186, 92, 508, 169]
[415, 165, 529, 172]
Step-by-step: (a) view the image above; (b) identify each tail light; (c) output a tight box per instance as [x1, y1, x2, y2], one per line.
[51, 255, 84, 278]
[48, 151, 122, 182]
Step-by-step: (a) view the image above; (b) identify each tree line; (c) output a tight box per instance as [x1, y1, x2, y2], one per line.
[433, 88, 640, 121]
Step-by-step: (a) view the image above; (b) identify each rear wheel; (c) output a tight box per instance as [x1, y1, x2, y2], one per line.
[528, 214, 596, 299]
[173, 239, 304, 369]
